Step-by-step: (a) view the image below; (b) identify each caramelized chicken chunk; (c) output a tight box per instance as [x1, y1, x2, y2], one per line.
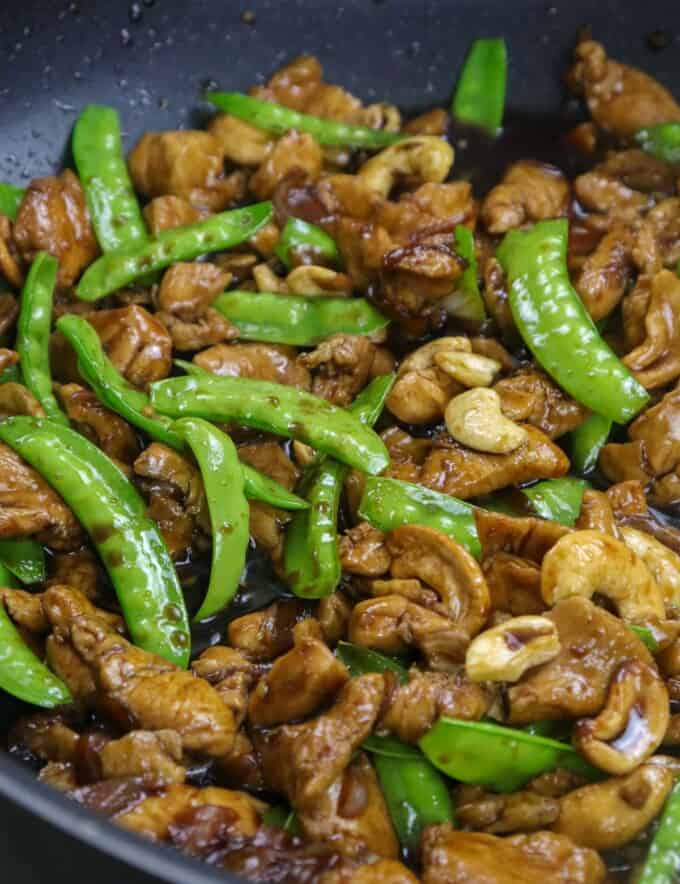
[494, 370, 589, 439]
[194, 342, 311, 388]
[481, 162, 569, 234]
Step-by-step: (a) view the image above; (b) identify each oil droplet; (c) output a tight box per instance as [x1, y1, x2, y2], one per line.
[129, 3, 142, 23]
[120, 28, 133, 47]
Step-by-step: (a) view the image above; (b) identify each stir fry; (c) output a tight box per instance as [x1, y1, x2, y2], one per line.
[1, 32, 680, 884]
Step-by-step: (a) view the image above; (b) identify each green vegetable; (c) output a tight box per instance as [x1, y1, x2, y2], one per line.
[444, 225, 486, 321]
[150, 374, 390, 475]
[0, 538, 46, 585]
[358, 476, 480, 558]
[0, 182, 25, 221]
[283, 374, 394, 598]
[497, 220, 650, 424]
[17, 253, 69, 426]
[274, 217, 340, 269]
[0, 417, 190, 667]
[0, 363, 22, 385]
[174, 419, 249, 621]
[206, 91, 404, 148]
[521, 720, 572, 741]
[76, 202, 273, 301]
[419, 717, 599, 792]
[240, 465, 309, 511]
[335, 640, 409, 683]
[638, 779, 680, 883]
[571, 414, 612, 474]
[57, 313, 183, 450]
[363, 734, 422, 759]
[452, 38, 507, 135]
[635, 123, 680, 164]
[72, 105, 148, 252]
[213, 291, 388, 347]
[628, 624, 660, 653]
[521, 477, 588, 527]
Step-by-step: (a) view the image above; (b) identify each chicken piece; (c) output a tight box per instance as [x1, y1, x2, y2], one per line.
[508, 597, 653, 723]
[317, 591, 352, 645]
[0, 294, 18, 340]
[227, 599, 308, 662]
[134, 443, 207, 528]
[250, 131, 323, 201]
[483, 553, 545, 616]
[55, 383, 140, 466]
[455, 785, 560, 835]
[494, 371, 589, 439]
[237, 440, 299, 490]
[298, 333, 387, 406]
[46, 549, 100, 600]
[474, 509, 570, 562]
[0, 441, 83, 550]
[404, 108, 449, 136]
[622, 269, 680, 389]
[0, 588, 49, 633]
[421, 825, 605, 884]
[99, 730, 185, 785]
[575, 224, 634, 321]
[39, 761, 77, 792]
[339, 523, 391, 577]
[0, 381, 45, 418]
[568, 39, 680, 137]
[7, 710, 80, 764]
[0, 347, 19, 372]
[248, 619, 349, 726]
[481, 255, 518, 344]
[386, 338, 467, 425]
[634, 197, 680, 272]
[380, 667, 492, 743]
[0, 215, 24, 289]
[142, 195, 201, 234]
[606, 479, 648, 518]
[574, 150, 674, 222]
[194, 342, 311, 388]
[128, 131, 245, 212]
[13, 170, 98, 287]
[208, 114, 275, 165]
[481, 162, 569, 234]
[575, 489, 618, 536]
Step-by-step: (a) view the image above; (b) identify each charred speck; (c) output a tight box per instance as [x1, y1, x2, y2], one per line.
[646, 30, 670, 51]
[241, 10, 256, 25]
[91, 524, 116, 544]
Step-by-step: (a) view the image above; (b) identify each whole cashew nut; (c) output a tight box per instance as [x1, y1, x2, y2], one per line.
[573, 658, 670, 775]
[434, 351, 501, 389]
[541, 530, 666, 622]
[620, 526, 680, 616]
[399, 337, 471, 373]
[465, 615, 560, 683]
[286, 266, 351, 297]
[445, 388, 528, 454]
[357, 135, 454, 197]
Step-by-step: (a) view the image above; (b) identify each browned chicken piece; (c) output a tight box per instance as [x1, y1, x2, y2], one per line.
[134, 443, 208, 530]
[0, 587, 49, 632]
[404, 108, 449, 136]
[317, 591, 352, 645]
[575, 489, 618, 535]
[237, 440, 300, 490]
[55, 383, 140, 466]
[0, 215, 24, 289]
[606, 479, 649, 517]
[7, 710, 80, 763]
[0, 348, 19, 372]
[0, 293, 18, 339]
[481, 256, 518, 344]
[142, 195, 201, 234]
[250, 131, 323, 200]
[574, 150, 674, 222]
[248, 619, 349, 726]
[0, 382, 45, 418]
[227, 599, 308, 662]
[377, 181, 476, 240]
[39, 762, 78, 791]
[46, 549, 100, 600]
[480, 161, 569, 234]
[299, 333, 389, 406]
[208, 114, 275, 166]
[339, 522, 391, 577]
[13, 170, 98, 287]
[380, 667, 493, 743]
[494, 370, 590, 439]
[99, 731, 185, 785]
[87, 305, 173, 386]
[0, 441, 83, 550]
[575, 224, 634, 320]
[622, 269, 680, 389]
[128, 131, 246, 212]
[568, 39, 680, 137]
[146, 494, 194, 561]
[475, 509, 570, 562]
[634, 197, 680, 272]
[194, 342, 311, 388]
[483, 553, 545, 616]
[455, 784, 560, 835]
[508, 597, 653, 723]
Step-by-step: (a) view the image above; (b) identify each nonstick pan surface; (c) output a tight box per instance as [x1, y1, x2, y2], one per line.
[0, 1, 679, 882]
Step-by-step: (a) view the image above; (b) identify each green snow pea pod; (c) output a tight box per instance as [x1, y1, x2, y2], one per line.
[150, 374, 390, 475]
[212, 291, 388, 347]
[173, 418, 249, 621]
[206, 91, 404, 148]
[240, 464, 309, 511]
[76, 202, 273, 301]
[635, 123, 680, 165]
[571, 413, 612, 475]
[0, 538, 46, 585]
[274, 217, 340, 269]
[521, 477, 588, 527]
[335, 640, 409, 683]
[452, 38, 507, 135]
[0, 363, 22, 385]
[0, 182, 25, 221]
[444, 225, 486, 321]
[637, 779, 680, 883]
[72, 105, 148, 252]
[17, 253, 69, 425]
[0, 417, 190, 667]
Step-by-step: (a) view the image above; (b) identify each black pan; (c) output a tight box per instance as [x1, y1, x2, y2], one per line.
[0, 1, 679, 881]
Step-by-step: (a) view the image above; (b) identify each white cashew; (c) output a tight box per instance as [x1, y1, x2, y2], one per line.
[286, 266, 351, 297]
[359, 102, 402, 132]
[541, 530, 666, 622]
[620, 526, 680, 616]
[465, 615, 560, 683]
[445, 388, 528, 454]
[357, 135, 454, 197]
[398, 337, 471, 374]
[434, 350, 501, 388]
[253, 263, 288, 293]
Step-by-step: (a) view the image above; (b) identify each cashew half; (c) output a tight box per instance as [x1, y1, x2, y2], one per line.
[286, 266, 351, 297]
[541, 530, 666, 622]
[465, 615, 560, 683]
[434, 351, 501, 388]
[357, 135, 454, 197]
[253, 262, 288, 293]
[445, 388, 528, 454]
[399, 337, 471, 374]
[620, 526, 680, 616]
[573, 659, 669, 775]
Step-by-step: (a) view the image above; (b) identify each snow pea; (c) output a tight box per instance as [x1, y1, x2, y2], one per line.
[17, 253, 69, 425]
[283, 374, 394, 599]
[150, 373, 390, 475]
[571, 414, 612, 475]
[0, 182, 25, 221]
[0, 538, 46, 585]
[452, 38, 507, 135]
[335, 640, 409, 683]
[521, 477, 588, 527]
[444, 225, 486, 321]
[72, 105, 148, 252]
[174, 418, 249, 621]
[0, 417, 190, 667]
[636, 123, 680, 164]
[213, 291, 388, 347]
[358, 476, 480, 558]
[628, 624, 660, 653]
[240, 464, 309, 511]
[419, 717, 599, 792]
[76, 202, 273, 301]
[497, 219, 650, 423]
[274, 217, 340, 269]
[57, 313, 183, 450]
[638, 780, 680, 883]
[0, 363, 22, 385]
[206, 91, 404, 148]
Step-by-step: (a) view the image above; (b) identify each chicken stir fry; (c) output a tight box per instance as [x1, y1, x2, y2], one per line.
[2, 33, 680, 884]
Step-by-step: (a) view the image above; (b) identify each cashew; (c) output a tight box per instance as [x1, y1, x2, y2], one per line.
[359, 102, 402, 133]
[357, 135, 454, 197]
[573, 659, 669, 775]
[620, 526, 680, 616]
[552, 763, 673, 850]
[434, 350, 501, 388]
[465, 616, 560, 683]
[286, 266, 351, 297]
[541, 530, 666, 622]
[445, 388, 528, 454]
[399, 337, 471, 374]
[253, 262, 288, 293]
